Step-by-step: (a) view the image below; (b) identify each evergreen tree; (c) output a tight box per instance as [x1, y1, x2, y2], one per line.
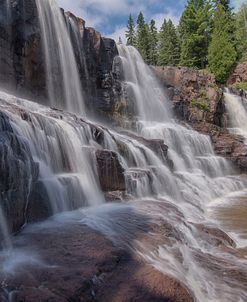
[235, 4, 247, 60]
[179, 0, 212, 68]
[136, 12, 150, 62]
[208, 3, 237, 82]
[149, 19, 158, 65]
[158, 19, 180, 66]
[126, 14, 136, 46]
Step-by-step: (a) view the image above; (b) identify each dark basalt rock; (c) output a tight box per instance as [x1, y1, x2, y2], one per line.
[0, 1, 126, 124]
[96, 149, 126, 192]
[0, 0, 46, 101]
[0, 112, 39, 235]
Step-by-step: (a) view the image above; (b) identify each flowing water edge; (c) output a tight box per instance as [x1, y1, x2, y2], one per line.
[0, 0, 247, 301]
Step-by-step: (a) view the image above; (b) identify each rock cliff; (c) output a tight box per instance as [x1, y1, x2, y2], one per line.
[0, 0, 123, 123]
[153, 66, 247, 172]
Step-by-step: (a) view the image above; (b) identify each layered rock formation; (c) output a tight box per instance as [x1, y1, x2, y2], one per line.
[0, 0, 123, 123]
[153, 66, 247, 171]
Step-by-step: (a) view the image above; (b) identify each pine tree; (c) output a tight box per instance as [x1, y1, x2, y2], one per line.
[136, 12, 150, 62]
[208, 3, 237, 82]
[179, 0, 212, 68]
[126, 14, 136, 46]
[149, 19, 158, 65]
[158, 19, 180, 66]
[235, 4, 247, 60]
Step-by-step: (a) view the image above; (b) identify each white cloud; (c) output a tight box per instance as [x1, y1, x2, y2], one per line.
[106, 10, 180, 43]
[107, 26, 127, 44]
[151, 11, 180, 29]
[57, 0, 182, 42]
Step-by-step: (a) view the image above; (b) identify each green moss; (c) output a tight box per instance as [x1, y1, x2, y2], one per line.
[233, 82, 247, 90]
[199, 88, 207, 98]
[240, 52, 247, 63]
[208, 83, 219, 91]
[116, 141, 128, 156]
[190, 99, 210, 112]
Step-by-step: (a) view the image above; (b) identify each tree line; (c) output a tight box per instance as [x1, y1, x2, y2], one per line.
[125, 0, 247, 83]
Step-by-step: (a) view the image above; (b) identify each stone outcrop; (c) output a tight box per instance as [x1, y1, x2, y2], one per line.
[153, 66, 224, 126]
[153, 66, 247, 172]
[96, 149, 126, 192]
[0, 0, 46, 100]
[228, 63, 247, 85]
[192, 122, 247, 171]
[0, 1, 124, 124]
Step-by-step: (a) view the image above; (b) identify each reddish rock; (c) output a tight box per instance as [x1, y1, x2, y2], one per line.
[192, 122, 247, 171]
[228, 63, 247, 85]
[153, 66, 223, 126]
[0, 221, 193, 302]
[96, 149, 126, 192]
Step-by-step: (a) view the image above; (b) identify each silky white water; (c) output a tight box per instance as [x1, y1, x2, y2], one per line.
[0, 3, 247, 299]
[66, 15, 90, 82]
[115, 44, 247, 302]
[35, 0, 85, 114]
[0, 91, 104, 216]
[224, 89, 247, 142]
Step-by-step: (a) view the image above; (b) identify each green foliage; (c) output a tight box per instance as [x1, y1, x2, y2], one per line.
[179, 0, 212, 68]
[190, 99, 209, 111]
[208, 3, 237, 83]
[234, 4, 247, 60]
[233, 82, 247, 90]
[124, 2, 245, 84]
[149, 19, 158, 65]
[136, 12, 151, 62]
[126, 15, 136, 46]
[240, 51, 247, 63]
[158, 19, 180, 66]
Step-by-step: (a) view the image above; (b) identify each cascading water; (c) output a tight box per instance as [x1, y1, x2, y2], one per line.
[0, 2, 247, 300]
[35, 0, 85, 114]
[224, 89, 247, 142]
[0, 91, 104, 215]
[66, 14, 90, 82]
[114, 45, 247, 301]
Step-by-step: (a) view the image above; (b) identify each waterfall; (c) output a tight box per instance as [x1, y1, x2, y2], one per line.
[66, 15, 90, 82]
[0, 206, 12, 250]
[115, 45, 247, 301]
[0, 91, 104, 215]
[224, 89, 247, 142]
[35, 0, 85, 114]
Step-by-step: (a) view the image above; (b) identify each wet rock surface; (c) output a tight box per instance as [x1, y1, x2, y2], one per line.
[0, 1, 124, 124]
[0, 218, 193, 302]
[192, 122, 247, 171]
[0, 112, 39, 235]
[153, 66, 247, 172]
[96, 149, 126, 192]
[153, 66, 223, 125]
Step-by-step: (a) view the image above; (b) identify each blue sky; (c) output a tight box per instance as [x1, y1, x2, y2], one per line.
[57, 0, 246, 42]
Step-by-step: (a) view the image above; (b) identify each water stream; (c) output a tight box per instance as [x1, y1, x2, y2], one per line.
[115, 45, 247, 301]
[224, 89, 247, 142]
[0, 3, 247, 301]
[35, 0, 85, 114]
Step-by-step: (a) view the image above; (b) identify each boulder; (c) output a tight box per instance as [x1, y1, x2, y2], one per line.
[96, 149, 126, 192]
